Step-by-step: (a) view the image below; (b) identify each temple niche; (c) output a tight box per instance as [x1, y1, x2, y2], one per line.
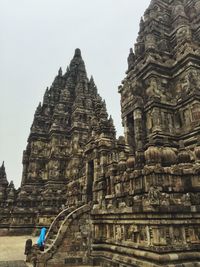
[1, 0, 200, 266]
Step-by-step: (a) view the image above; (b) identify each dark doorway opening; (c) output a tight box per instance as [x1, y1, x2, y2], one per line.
[86, 160, 94, 202]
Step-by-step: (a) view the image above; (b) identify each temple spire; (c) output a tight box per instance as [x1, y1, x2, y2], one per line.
[127, 48, 135, 72]
[69, 48, 87, 80]
[74, 48, 82, 58]
[0, 161, 8, 185]
[58, 67, 63, 76]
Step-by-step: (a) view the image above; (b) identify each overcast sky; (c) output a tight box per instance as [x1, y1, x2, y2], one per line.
[0, 0, 150, 188]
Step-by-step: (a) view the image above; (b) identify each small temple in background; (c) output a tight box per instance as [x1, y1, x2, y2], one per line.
[1, 0, 200, 266]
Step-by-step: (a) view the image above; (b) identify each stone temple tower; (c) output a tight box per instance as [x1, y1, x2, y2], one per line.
[10, 49, 115, 230]
[120, 0, 200, 164]
[109, 0, 200, 266]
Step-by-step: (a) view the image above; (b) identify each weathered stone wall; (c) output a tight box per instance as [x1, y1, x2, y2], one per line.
[90, 167, 200, 266]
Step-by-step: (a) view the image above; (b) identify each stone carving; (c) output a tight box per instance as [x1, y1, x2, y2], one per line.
[145, 33, 157, 50]
[146, 77, 167, 101]
[176, 26, 192, 43]
[172, 1, 187, 17]
[2, 1, 200, 267]
[54, 103, 65, 114]
[195, 1, 200, 13]
[147, 186, 161, 206]
[134, 42, 145, 57]
[173, 227, 183, 244]
[177, 70, 200, 98]
[159, 38, 169, 52]
[187, 70, 200, 92]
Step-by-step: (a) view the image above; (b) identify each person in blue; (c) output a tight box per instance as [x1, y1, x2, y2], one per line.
[37, 227, 46, 251]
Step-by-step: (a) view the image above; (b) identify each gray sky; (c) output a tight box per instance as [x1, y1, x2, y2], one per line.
[0, 0, 150, 188]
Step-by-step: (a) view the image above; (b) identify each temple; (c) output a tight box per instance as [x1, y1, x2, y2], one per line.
[1, 0, 200, 266]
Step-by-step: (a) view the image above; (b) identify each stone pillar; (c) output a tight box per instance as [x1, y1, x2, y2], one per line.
[152, 107, 162, 132]
[100, 151, 107, 176]
[123, 116, 129, 145]
[123, 114, 135, 153]
[93, 158, 98, 182]
[133, 108, 145, 168]
[133, 108, 143, 151]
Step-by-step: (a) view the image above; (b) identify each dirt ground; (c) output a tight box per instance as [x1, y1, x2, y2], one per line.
[0, 236, 37, 261]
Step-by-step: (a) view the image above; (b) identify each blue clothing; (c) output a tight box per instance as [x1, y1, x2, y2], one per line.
[37, 227, 46, 247]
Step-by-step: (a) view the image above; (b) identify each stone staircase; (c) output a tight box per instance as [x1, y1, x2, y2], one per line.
[36, 203, 92, 267]
[43, 206, 75, 251]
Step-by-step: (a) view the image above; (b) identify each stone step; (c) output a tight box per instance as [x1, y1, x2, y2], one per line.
[45, 239, 54, 246]
[0, 261, 27, 267]
[48, 265, 100, 267]
[46, 236, 56, 243]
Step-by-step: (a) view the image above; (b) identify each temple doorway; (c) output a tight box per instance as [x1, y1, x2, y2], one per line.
[86, 160, 94, 202]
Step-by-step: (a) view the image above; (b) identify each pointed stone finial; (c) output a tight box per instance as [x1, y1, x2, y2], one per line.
[69, 48, 86, 77]
[9, 180, 15, 189]
[58, 67, 62, 76]
[89, 76, 97, 95]
[74, 48, 81, 57]
[89, 76, 96, 87]
[35, 102, 42, 115]
[43, 87, 50, 104]
[109, 115, 116, 136]
[90, 75, 94, 83]
[109, 115, 114, 124]
[0, 161, 7, 184]
[130, 48, 133, 53]
[102, 99, 106, 108]
[127, 48, 135, 71]
[64, 66, 70, 78]
[139, 17, 144, 31]
[0, 161, 5, 174]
